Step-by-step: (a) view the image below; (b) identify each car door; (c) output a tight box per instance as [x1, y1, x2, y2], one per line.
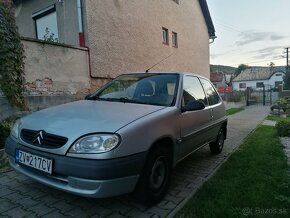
[178, 75, 211, 159]
[199, 78, 224, 141]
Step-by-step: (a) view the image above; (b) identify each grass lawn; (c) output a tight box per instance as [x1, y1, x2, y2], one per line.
[267, 115, 290, 122]
[226, 107, 244, 116]
[176, 126, 290, 218]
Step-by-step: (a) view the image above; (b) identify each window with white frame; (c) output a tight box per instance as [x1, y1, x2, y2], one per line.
[162, 27, 169, 45]
[172, 32, 178, 47]
[256, 82, 264, 88]
[32, 5, 59, 42]
[239, 83, 246, 88]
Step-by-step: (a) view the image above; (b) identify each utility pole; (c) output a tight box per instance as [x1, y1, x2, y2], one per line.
[285, 47, 290, 69]
[283, 47, 290, 89]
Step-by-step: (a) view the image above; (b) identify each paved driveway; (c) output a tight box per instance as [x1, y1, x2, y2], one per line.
[0, 106, 270, 218]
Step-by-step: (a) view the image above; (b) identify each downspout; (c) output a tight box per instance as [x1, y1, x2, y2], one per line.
[87, 47, 113, 80]
[77, 0, 85, 47]
[79, 1, 112, 81]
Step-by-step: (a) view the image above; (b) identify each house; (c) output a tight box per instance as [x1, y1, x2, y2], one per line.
[232, 67, 285, 91]
[210, 71, 233, 94]
[13, 0, 215, 86]
[210, 71, 233, 88]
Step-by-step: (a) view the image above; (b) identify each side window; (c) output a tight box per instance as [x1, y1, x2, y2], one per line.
[182, 76, 207, 107]
[200, 78, 220, 106]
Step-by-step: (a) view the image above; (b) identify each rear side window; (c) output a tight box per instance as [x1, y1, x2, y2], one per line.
[182, 76, 207, 107]
[200, 78, 220, 105]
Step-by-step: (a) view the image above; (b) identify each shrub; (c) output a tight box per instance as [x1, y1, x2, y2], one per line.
[0, 0, 26, 110]
[0, 120, 11, 149]
[226, 91, 244, 102]
[275, 120, 290, 137]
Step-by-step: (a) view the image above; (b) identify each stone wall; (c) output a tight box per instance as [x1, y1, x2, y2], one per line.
[0, 38, 91, 121]
[22, 38, 91, 96]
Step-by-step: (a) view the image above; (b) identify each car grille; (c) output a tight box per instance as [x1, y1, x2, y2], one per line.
[21, 129, 68, 148]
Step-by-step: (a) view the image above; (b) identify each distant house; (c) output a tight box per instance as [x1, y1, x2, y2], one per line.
[210, 71, 233, 93]
[210, 72, 225, 88]
[232, 67, 285, 91]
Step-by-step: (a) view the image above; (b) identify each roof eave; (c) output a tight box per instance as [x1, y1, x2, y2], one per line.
[199, 0, 216, 39]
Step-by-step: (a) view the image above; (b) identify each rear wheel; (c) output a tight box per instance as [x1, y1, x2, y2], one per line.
[135, 146, 171, 205]
[209, 128, 225, 154]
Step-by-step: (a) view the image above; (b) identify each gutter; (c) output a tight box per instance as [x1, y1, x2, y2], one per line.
[199, 0, 216, 40]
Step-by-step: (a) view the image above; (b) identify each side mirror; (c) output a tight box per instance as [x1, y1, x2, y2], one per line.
[85, 94, 91, 100]
[182, 100, 205, 112]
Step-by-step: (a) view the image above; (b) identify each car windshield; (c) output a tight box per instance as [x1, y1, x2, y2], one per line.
[89, 74, 179, 106]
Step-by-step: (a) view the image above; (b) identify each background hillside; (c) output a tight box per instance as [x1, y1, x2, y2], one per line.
[210, 65, 286, 74]
[210, 65, 236, 74]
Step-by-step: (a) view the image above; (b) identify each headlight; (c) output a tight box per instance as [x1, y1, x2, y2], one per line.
[10, 119, 22, 140]
[69, 134, 120, 154]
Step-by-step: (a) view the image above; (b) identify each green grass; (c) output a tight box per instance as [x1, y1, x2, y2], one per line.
[267, 115, 290, 122]
[176, 126, 290, 218]
[226, 107, 244, 116]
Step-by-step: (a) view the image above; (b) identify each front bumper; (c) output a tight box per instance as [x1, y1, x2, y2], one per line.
[5, 136, 146, 198]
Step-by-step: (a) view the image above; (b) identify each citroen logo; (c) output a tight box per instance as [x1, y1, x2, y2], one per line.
[33, 131, 44, 145]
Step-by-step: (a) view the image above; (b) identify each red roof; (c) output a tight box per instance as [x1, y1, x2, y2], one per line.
[210, 72, 224, 82]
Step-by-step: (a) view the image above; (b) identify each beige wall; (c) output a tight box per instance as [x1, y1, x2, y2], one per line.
[85, 0, 210, 79]
[22, 38, 91, 96]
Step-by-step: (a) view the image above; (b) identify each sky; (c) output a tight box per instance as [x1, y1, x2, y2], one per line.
[207, 0, 290, 67]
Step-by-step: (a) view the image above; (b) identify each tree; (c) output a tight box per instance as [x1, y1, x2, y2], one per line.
[235, 64, 249, 76]
[269, 62, 275, 73]
[0, 0, 26, 109]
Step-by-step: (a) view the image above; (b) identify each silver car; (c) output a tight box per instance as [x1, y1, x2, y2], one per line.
[5, 72, 227, 204]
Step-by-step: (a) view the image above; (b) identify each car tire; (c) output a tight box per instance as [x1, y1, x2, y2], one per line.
[135, 146, 171, 205]
[209, 128, 225, 154]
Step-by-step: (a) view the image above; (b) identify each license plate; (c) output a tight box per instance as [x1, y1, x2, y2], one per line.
[16, 150, 53, 174]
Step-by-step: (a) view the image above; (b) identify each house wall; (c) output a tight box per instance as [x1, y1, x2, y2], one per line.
[268, 72, 284, 86]
[233, 72, 285, 91]
[14, 0, 80, 46]
[84, 0, 210, 82]
[233, 80, 268, 91]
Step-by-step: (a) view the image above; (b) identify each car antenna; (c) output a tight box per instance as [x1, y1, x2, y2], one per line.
[145, 52, 175, 73]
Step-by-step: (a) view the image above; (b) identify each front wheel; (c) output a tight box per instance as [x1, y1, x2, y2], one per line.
[135, 146, 171, 205]
[209, 128, 225, 154]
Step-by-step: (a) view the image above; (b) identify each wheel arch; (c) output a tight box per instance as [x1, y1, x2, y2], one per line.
[147, 136, 175, 169]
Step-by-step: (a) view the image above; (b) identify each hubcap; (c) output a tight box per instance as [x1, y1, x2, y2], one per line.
[150, 157, 166, 190]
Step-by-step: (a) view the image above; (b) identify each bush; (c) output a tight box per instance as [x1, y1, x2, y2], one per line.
[271, 98, 290, 112]
[0, 0, 26, 110]
[0, 120, 12, 149]
[275, 120, 290, 137]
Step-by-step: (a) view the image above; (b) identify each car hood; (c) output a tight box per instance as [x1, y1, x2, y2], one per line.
[20, 100, 165, 138]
